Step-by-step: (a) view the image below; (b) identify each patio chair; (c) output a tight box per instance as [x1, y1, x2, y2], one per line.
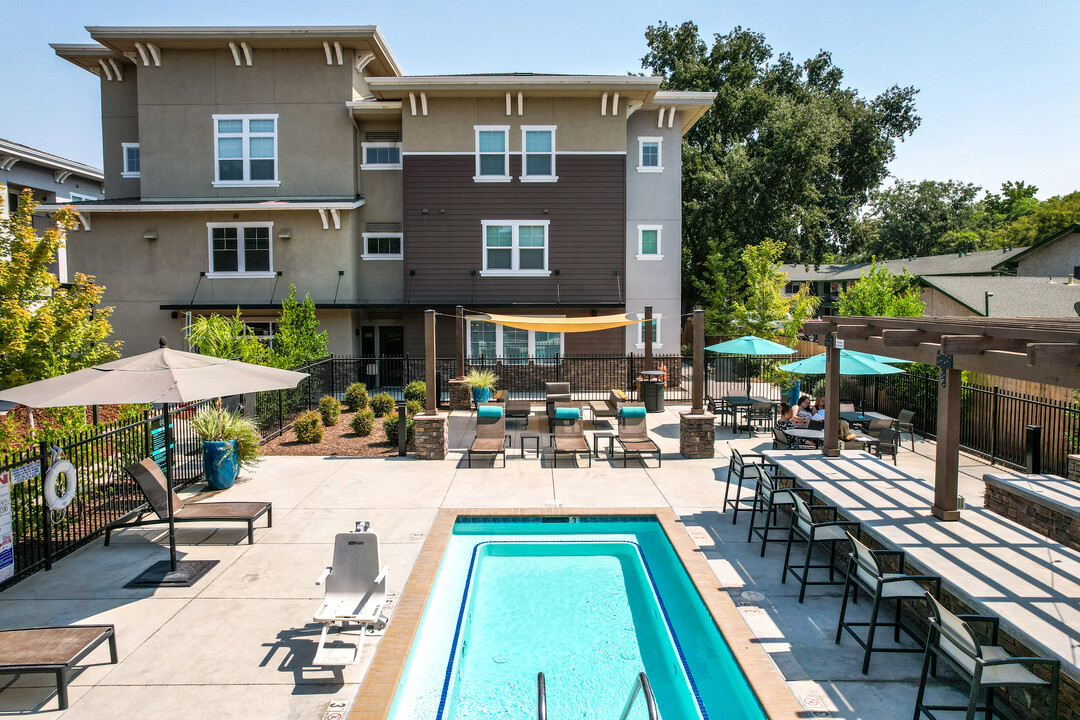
[0, 625, 117, 710]
[313, 522, 389, 666]
[493, 389, 532, 424]
[723, 445, 764, 523]
[706, 394, 735, 428]
[107, 458, 271, 546]
[588, 389, 626, 423]
[896, 409, 917, 451]
[866, 417, 892, 437]
[808, 418, 825, 431]
[747, 401, 774, 434]
[781, 493, 860, 603]
[840, 402, 856, 412]
[552, 404, 591, 467]
[835, 532, 942, 674]
[545, 382, 572, 432]
[747, 465, 812, 556]
[772, 426, 795, 450]
[468, 403, 511, 468]
[871, 427, 899, 464]
[615, 404, 660, 467]
[913, 592, 1060, 720]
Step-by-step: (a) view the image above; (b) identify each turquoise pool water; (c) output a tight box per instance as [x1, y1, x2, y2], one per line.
[385, 517, 767, 720]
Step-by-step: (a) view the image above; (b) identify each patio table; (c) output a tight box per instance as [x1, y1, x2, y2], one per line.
[723, 395, 774, 434]
[785, 428, 879, 449]
[840, 410, 893, 425]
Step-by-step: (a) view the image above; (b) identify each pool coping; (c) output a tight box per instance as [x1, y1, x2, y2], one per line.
[346, 507, 804, 720]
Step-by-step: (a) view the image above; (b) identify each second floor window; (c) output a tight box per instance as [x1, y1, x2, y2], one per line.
[521, 126, 556, 180]
[638, 137, 663, 172]
[214, 115, 278, 186]
[475, 126, 510, 181]
[362, 142, 402, 169]
[481, 220, 549, 276]
[207, 222, 273, 276]
[362, 233, 403, 260]
[122, 143, 140, 178]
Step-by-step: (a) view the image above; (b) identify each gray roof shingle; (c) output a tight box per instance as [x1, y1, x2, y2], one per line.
[920, 275, 1080, 317]
[781, 247, 1029, 282]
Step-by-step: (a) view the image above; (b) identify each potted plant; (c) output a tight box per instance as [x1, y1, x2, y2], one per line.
[463, 368, 499, 405]
[190, 406, 261, 490]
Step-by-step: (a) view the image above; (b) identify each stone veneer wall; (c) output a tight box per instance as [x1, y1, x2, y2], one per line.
[679, 412, 715, 459]
[448, 378, 472, 411]
[1068, 454, 1080, 483]
[413, 413, 448, 460]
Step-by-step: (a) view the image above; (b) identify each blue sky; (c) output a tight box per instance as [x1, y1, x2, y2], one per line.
[3, 0, 1077, 198]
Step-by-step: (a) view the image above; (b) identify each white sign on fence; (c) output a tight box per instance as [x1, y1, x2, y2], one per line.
[0, 471, 13, 583]
[10, 462, 37, 485]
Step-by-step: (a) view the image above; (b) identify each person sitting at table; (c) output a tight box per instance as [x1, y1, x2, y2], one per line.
[811, 396, 827, 421]
[793, 396, 812, 426]
[777, 403, 816, 448]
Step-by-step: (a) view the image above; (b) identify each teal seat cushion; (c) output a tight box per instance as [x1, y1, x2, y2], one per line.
[478, 405, 503, 418]
[620, 406, 646, 418]
[554, 407, 580, 420]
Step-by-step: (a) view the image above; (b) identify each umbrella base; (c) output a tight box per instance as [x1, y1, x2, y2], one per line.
[125, 559, 219, 588]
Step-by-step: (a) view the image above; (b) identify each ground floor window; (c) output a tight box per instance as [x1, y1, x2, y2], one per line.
[468, 320, 563, 363]
[635, 313, 662, 348]
[245, 321, 277, 347]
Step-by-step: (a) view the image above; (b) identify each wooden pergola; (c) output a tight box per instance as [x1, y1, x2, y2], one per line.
[802, 316, 1080, 521]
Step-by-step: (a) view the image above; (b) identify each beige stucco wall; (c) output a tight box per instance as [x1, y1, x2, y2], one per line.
[135, 48, 356, 199]
[100, 67, 141, 199]
[401, 96, 627, 153]
[919, 287, 977, 317]
[1015, 231, 1080, 278]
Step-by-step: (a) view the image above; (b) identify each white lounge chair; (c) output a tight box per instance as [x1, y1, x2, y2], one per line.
[312, 522, 389, 666]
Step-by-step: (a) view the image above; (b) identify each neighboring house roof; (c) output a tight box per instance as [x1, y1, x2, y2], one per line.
[991, 223, 1080, 272]
[0, 138, 103, 182]
[919, 275, 1080, 317]
[781, 247, 1030, 283]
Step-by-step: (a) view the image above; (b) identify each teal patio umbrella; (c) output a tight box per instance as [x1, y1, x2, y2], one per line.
[778, 350, 904, 376]
[845, 349, 911, 366]
[705, 335, 795, 398]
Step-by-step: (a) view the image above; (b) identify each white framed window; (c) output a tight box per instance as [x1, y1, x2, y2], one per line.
[637, 225, 663, 260]
[67, 193, 95, 202]
[361, 142, 402, 170]
[206, 222, 275, 277]
[480, 220, 550, 276]
[635, 313, 662, 348]
[520, 126, 557, 181]
[468, 318, 564, 364]
[213, 114, 279, 187]
[245, 321, 277, 347]
[121, 143, 140, 178]
[637, 136, 663, 172]
[361, 232, 403, 260]
[474, 125, 510, 182]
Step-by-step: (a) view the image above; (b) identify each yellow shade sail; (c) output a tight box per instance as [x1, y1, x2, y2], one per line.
[469, 312, 649, 333]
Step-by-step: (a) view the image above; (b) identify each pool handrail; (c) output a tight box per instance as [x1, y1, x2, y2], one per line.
[537, 672, 547, 720]
[619, 671, 659, 720]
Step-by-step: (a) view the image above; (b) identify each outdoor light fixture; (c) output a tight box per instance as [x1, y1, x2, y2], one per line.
[278, 228, 292, 239]
[470, 269, 477, 276]
[422, 208, 429, 214]
[410, 269, 416, 276]
[143, 230, 158, 241]
[338, 270, 344, 276]
[554, 269, 561, 276]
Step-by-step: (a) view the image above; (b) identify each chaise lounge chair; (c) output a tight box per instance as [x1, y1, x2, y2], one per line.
[588, 389, 628, 423]
[615, 404, 661, 467]
[552, 403, 591, 467]
[313, 522, 389, 666]
[0, 625, 116, 709]
[106, 458, 272, 546]
[468, 403, 511, 467]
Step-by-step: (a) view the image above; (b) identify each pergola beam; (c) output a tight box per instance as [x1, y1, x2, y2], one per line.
[1027, 343, 1080, 367]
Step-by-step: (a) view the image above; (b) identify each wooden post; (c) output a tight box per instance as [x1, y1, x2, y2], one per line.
[822, 333, 841, 457]
[424, 309, 437, 414]
[692, 308, 704, 413]
[644, 305, 654, 372]
[932, 366, 962, 520]
[455, 305, 465, 378]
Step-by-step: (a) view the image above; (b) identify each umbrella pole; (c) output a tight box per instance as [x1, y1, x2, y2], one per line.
[163, 402, 178, 572]
[745, 355, 751, 399]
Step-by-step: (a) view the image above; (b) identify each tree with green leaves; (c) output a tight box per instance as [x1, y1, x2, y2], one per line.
[0, 186, 121, 388]
[729, 239, 820, 343]
[271, 286, 327, 368]
[984, 191, 1080, 250]
[834, 261, 925, 317]
[641, 22, 920, 315]
[185, 310, 269, 364]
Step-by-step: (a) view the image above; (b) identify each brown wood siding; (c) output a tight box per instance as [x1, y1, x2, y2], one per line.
[403, 308, 624, 356]
[402, 154, 625, 306]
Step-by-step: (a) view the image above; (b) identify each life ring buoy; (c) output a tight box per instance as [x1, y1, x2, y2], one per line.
[44, 456, 77, 515]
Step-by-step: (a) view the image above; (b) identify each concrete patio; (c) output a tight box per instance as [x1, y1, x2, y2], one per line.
[1, 404, 1067, 719]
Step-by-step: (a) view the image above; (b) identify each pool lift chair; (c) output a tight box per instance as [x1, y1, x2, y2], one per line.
[313, 521, 389, 666]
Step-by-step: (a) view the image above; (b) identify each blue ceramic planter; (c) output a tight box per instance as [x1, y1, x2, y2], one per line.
[203, 440, 239, 490]
[471, 387, 491, 405]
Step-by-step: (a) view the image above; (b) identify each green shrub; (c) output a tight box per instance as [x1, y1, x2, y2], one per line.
[350, 409, 375, 436]
[343, 382, 369, 412]
[383, 413, 415, 446]
[318, 395, 341, 426]
[405, 399, 424, 416]
[810, 378, 826, 398]
[403, 380, 426, 404]
[371, 393, 395, 417]
[190, 406, 262, 470]
[293, 410, 324, 443]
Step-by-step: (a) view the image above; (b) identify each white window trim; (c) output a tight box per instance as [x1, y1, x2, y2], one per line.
[467, 317, 565, 362]
[361, 232, 404, 260]
[121, 142, 140, 178]
[206, 221, 275, 278]
[637, 136, 663, 173]
[480, 219, 551, 277]
[361, 141, 403, 170]
[520, 125, 558, 182]
[474, 125, 511, 182]
[636, 224, 664, 260]
[634, 312, 663, 349]
[213, 114, 280, 188]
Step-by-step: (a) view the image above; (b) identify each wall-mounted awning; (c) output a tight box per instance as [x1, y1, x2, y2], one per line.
[469, 312, 648, 333]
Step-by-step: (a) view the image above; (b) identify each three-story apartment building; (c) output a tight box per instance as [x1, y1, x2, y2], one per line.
[47, 26, 714, 360]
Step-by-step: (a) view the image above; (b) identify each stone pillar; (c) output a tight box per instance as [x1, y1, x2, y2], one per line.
[1068, 454, 1080, 483]
[414, 412, 448, 460]
[448, 378, 472, 411]
[680, 411, 715, 459]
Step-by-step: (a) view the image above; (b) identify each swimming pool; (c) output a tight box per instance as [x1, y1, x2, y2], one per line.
[385, 516, 768, 720]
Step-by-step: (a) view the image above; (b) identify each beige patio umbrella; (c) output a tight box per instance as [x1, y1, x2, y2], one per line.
[0, 339, 307, 586]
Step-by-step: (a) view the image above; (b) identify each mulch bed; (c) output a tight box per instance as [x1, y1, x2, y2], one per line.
[261, 409, 414, 457]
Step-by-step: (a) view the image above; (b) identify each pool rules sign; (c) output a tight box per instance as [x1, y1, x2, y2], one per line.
[0, 471, 12, 582]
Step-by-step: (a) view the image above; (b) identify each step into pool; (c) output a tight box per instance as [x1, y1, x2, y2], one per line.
[386, 516, 768, 720]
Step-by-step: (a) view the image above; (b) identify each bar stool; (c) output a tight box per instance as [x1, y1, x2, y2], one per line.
[746, 464, 810, 557]
[781, 493, 860, 602]
[835, 532, 941, 674]
[724, 445, 764, 524]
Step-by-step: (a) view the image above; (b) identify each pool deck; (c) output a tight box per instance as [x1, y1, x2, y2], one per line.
[1, 404, 1068, 719]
